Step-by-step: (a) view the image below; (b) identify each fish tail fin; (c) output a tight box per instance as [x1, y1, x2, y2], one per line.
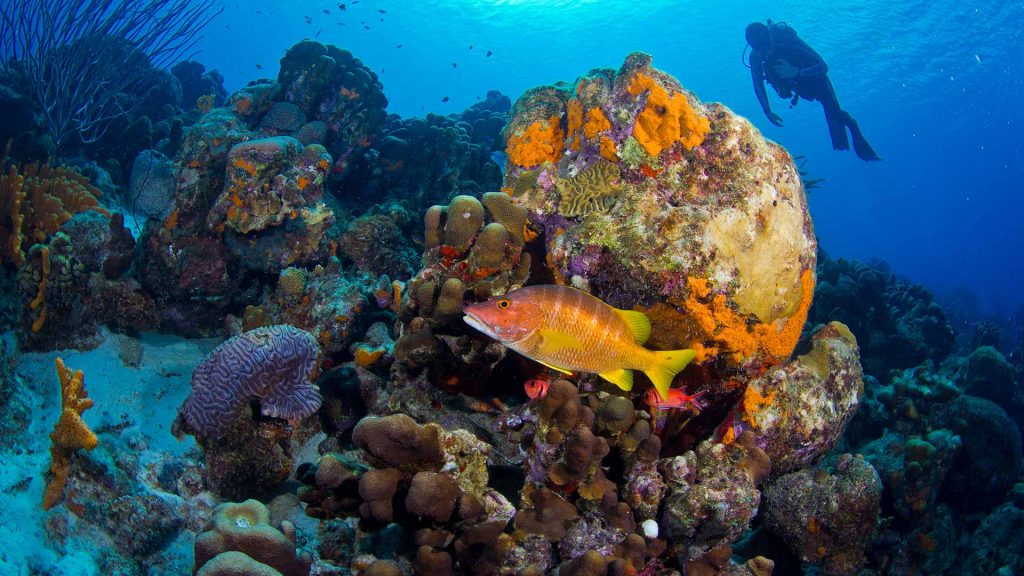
[644, 349, 697, 401]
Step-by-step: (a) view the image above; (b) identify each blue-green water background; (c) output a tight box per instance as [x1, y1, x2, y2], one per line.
[197, 0, 1023, 317]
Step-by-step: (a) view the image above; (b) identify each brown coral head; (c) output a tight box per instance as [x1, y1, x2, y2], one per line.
[352, 414, 443, 471]
[194, 499, 312, 576]
[406, 471, 460, 523]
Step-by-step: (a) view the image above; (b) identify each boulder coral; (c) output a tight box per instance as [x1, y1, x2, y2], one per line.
[177, 325, 322, 439]
[717, 321, 864, 475]
[174, 325, 322, 499]
[501, 52, 816, 375]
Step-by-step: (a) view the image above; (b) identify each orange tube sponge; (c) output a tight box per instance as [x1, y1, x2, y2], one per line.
[627, 72, 710, 156]
[506, 115, 565, 168]
[43, 358, 99, 510]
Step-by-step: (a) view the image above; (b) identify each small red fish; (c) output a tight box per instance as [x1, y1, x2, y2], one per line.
[644, 387, 707, 411]
[524, 379, 550, 400]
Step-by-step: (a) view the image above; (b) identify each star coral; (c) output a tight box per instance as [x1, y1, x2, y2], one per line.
[506, 115, 565, 168]
[627, 72, 710, 156]
[43, 358, 98, 510]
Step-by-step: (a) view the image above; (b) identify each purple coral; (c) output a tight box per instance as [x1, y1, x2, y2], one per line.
[179, 325, 322, 438]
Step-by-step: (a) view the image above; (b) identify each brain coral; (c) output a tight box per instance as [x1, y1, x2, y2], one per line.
[179, 325, 322, 438]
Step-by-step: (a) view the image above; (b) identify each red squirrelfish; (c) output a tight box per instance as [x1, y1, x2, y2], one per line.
[644, 387, 707, 411]
[463, 285, 696, 400]
[523, 379, 550, 399]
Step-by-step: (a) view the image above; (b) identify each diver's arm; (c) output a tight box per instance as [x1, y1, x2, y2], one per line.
[750, 57, 784, 126]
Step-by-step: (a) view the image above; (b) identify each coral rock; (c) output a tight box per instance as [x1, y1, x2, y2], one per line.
[503, 52, 816, 370]
[764, 454, 882, 575]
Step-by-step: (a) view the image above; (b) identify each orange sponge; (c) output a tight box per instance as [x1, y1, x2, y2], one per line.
[507, 116, 565, 168]
[43, 358, 99, 510]
[627, 72, 710, 157]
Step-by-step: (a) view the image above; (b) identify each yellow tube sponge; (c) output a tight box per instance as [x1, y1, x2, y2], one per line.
[43, 358, 99, 510]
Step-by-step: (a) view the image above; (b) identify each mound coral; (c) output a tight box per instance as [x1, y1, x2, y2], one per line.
[501, 52, 816, 375]
[194, 499, 312, 576]
[43, 358, 99, 510]
[177, 325, 322, 439]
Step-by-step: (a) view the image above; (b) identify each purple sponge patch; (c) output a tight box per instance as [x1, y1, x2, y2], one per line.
[179, 325, 321, 438]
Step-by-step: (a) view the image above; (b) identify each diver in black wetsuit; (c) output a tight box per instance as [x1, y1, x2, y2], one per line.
[745, 21, 881, 161]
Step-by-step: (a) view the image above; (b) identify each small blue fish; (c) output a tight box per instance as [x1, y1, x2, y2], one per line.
[490, 151, 508, 176]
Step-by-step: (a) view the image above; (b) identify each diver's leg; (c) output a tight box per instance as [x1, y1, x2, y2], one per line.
[842, 111, 882, 161]
[813, 78, 850, 151]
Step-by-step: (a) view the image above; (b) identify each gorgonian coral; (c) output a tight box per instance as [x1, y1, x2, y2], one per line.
[178, 325, 322, 438]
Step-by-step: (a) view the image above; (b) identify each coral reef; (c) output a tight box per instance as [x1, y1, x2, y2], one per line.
[0, 159, 109, 267]
[277, 40, 388, 176]
[337, 102, 506, 212]
[392, 192, 531, 394]
[811, 253, 955, 380]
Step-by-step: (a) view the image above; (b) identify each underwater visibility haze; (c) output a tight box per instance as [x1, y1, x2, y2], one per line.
[0, 0, 1022, 574]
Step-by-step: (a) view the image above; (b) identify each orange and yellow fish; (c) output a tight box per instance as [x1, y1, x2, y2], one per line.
[463, 285, 696, 401]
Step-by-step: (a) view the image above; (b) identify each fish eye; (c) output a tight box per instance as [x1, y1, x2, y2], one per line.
[497, 298, 511, 309]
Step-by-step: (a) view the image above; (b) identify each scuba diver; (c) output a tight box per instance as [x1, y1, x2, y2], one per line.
[745, 20, 881, 161]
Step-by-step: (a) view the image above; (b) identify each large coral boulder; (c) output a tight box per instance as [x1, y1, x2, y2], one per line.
[502, 52, 815, 369]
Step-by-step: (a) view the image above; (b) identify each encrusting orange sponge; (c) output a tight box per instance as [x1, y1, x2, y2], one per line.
[43, 358, 99, 510]
[627, 72, 710, 156]
[507, 115, 565, 168]
[683, 270, 815, 364]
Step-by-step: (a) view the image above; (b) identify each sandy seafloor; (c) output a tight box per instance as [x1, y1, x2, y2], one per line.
[0, 330, 271, 575]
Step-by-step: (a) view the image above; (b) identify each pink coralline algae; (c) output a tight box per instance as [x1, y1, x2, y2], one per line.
[179, 325, 322, 438]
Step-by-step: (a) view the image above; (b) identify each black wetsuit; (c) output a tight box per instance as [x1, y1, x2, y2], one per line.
[749, 23, 880, 161]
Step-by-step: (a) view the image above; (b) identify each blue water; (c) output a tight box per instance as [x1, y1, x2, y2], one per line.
[198, 0, 1024, 317]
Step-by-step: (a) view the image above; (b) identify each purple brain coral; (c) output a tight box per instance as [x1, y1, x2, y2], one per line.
[180, 325, 322, 438]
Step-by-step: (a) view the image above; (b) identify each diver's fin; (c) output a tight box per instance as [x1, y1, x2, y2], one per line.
[614, 308, 651, 344]
[599, 368, 634, 391]
[644, 349, 697, 401]
[847, 117, 881, 161]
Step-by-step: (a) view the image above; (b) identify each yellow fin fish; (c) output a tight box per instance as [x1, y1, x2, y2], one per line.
[463, 285, 695, 400]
